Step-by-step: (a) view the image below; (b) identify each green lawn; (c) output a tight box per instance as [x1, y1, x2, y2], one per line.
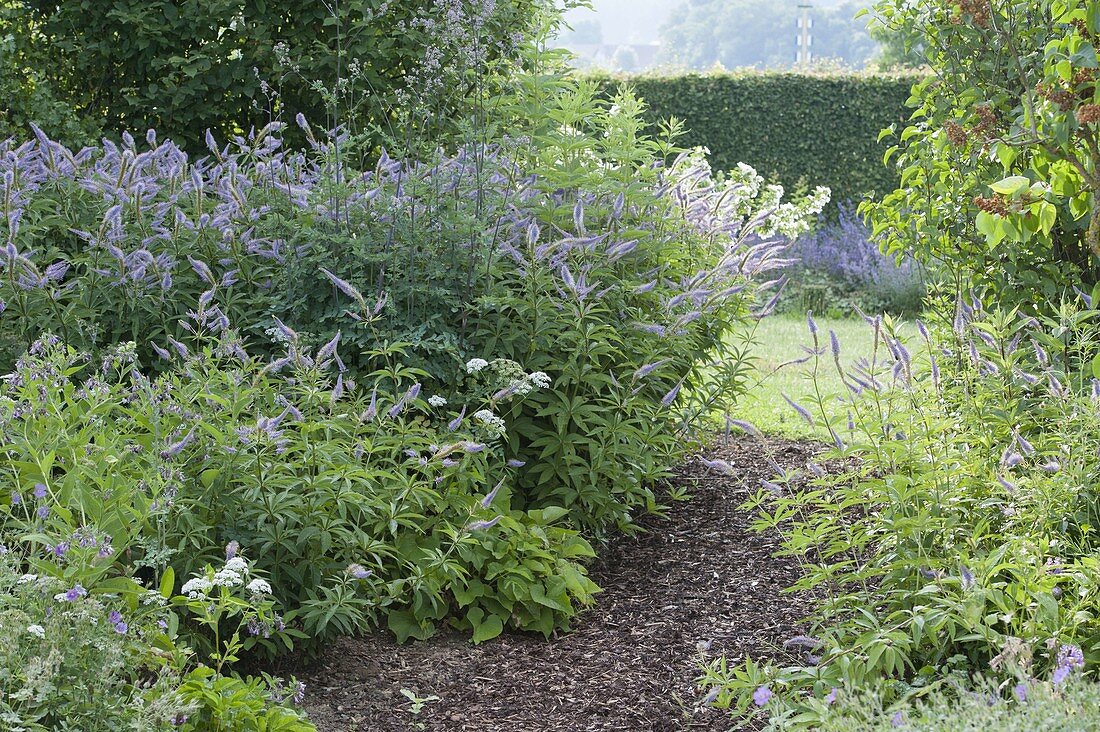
[730, 314, 906, 440]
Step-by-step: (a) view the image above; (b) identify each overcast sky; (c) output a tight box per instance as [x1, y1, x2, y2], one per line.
[562, 0, 675, 45]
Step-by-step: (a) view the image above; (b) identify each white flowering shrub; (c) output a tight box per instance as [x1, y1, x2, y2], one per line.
[0, 553, 312, 731]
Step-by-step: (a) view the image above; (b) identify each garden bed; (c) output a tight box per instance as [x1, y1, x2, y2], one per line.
[294, 436, 823, 731]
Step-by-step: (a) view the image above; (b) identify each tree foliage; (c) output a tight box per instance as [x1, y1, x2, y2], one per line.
[866, 0, 1100, 304]
[1, 0, 538, 152]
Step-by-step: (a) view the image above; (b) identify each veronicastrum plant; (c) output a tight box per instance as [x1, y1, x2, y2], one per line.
[700, 294, 1100, 728]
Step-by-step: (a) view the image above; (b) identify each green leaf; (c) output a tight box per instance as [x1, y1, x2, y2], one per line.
[988, 176, 1030, 196]
[160, 566, 175, 598]
[471, 614, 504, 644]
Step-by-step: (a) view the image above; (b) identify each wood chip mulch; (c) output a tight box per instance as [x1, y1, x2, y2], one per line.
[292, 436, 826, 732]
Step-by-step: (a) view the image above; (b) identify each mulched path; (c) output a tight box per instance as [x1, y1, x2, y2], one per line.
[294, 436, 826, 732]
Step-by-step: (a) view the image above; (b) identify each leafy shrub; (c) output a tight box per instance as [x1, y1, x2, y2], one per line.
[0, 317, 598, 651]
[0, 542, 313, 731]
[701, 294, 1100, 727]
[0, 23, 99, 147]
[3, 0, 538, 153]
[782, 204, 925, 317]
[0, 70, 828, 538]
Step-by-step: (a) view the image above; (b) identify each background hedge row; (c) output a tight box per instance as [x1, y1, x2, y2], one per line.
[590, 72, 924, 207]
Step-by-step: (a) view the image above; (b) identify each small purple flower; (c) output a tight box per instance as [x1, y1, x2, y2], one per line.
[1013, 682, 1027, 702]
[36, 505, 49, 520]
[1052, 665, 1071, 685]
[506, 459, 526, 468]
[33, 483, 47, 499]
[960, 566, 975, 589]
[62, 584, 87, 602]
[825, 687, 838, 705]
[891, 711, 905, 727]
[10, 492, 21, 505]
[109, 610, 123, 624]
[347, 563, 372, 579]
[225, 540, 240, 560]
[752, 685, 771, 707]
[51, 542, 69, 558]
[113, 621, 128, 634]
[1057, 643, 1084, 670]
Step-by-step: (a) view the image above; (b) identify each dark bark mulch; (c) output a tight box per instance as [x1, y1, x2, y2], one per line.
[295, 436, 823, 732]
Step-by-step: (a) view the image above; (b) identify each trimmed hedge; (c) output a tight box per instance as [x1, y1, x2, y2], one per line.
[591, 72, 924, 207]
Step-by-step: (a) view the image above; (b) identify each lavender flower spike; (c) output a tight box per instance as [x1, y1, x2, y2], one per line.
[782, 394, 815, 425]
[160, 427, 196, 459]
[728, 419, 763, 439]
[480, 479, 504, 509]
[320, 267, 366, 306]
[465, 516, 502, 532]
[660, 382, 682, 407]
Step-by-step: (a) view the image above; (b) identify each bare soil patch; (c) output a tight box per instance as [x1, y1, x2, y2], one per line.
[295, 436, 824, 732]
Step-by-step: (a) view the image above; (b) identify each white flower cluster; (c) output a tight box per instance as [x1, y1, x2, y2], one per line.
[212, 568, 244, 587]
[246, 578, 272, 597]
[465, 358, 489, 374]
[26, 624, 45, 639]
[527, 371, 551, 389]
[428, 395, 448, 407]
[760, 185, 831, 239]
[473, 409, 507, 438]
[181, 577, 213, 599]
[224, 557, 248, 574]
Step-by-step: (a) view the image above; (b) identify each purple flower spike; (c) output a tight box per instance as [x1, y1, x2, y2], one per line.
[660, 382, 682, 407]
[480, 479, 504, 508]
[781, 394, 814, 425]
[465, 516, 502, 532]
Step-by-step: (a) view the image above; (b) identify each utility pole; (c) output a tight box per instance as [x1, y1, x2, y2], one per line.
[797, 4, 813, 68]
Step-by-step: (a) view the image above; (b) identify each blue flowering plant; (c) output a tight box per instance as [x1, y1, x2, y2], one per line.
[700, 293, 1100, 727]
